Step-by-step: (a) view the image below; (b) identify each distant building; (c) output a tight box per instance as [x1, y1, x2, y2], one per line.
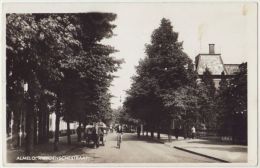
[195, 44, 240, 88]
[49, 113, 78, 135]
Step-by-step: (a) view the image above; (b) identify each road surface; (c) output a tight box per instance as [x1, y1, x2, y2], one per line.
[51, 132, 219, 163]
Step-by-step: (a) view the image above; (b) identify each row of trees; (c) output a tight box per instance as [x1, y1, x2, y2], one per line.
[123, 18, 247, 143]
[7, 13, 122, 154]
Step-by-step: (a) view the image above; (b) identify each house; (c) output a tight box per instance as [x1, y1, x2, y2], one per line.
[195, 44, 240, 88]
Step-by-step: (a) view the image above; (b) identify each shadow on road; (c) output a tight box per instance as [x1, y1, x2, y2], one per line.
[111, 134, 163, 144]
[111, 146, 121, 149]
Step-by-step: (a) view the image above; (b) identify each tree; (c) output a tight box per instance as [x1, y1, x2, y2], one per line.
[197, 68, 217, 130]
[215, 63, 247, 144]
[229, 63, 247, 116]
[124, 18, 197, 139]
[59, 13, 122, 144]
[201, 67, 216, 97]
[228, 63, 247, 144]
[46, 13, 122, 147]
[216, 71, 232, 136]
[161, 85, 199, 138]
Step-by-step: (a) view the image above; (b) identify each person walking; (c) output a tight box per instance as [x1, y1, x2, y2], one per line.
[175, 126, 180, 140]
[116, 124, 123, 148]
[191, 126, 196, 139]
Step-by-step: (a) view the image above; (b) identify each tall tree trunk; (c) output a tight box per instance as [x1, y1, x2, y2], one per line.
[83, 121, 86, 140]
[77, 122, 82, 142]
[168, 130, 172, 142]
[38, 105, 43, 144]
[157, 127, 160, 140]
[151, 125, 154, 138]
[146, 125, 149, 136]
[11, 110, 19, 148]
[11, 97, 23, 148]
[46, 110, 49, 143]
[39, 96, 48, 144]
[54, 99, 61, 151]
[42, 108, 47, 143]
[7, 110, 11, 137]
[25, 99, 34, 155]
[67, 121, 71, 145]
[33, 113, 38, 145]
[21, 106, 26, 146]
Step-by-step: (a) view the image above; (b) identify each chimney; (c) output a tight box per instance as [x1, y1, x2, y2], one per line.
[209, 44, 215, 54]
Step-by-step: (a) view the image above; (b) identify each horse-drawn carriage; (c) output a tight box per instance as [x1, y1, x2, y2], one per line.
[84, 123, 107, 148]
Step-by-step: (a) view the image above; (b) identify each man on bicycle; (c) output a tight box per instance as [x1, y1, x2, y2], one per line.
[116, 124, 123, 148]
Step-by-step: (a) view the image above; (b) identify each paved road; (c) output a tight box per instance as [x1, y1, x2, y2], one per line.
[51, 133, 219, 163]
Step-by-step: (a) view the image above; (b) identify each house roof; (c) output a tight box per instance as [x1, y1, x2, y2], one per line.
[195, 54, 227, 75]
[224, 64, 240, 75]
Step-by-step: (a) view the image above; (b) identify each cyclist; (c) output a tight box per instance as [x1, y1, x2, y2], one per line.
[116, 124, 123, 148]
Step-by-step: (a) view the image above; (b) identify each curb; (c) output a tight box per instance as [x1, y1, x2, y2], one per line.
[173, 146, 230, 163]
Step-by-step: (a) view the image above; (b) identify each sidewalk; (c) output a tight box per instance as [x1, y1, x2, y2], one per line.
[151, 133, 247, 163]
[7, 134, 81, 163]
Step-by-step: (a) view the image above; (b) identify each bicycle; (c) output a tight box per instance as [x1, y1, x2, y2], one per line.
[117, 133, 122, 148]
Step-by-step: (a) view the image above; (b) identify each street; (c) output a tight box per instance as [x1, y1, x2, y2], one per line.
[50, 133, 219, 163]
[6, 11, 251, 165]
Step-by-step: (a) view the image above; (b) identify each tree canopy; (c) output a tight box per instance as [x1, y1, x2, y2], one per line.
[124, 18, 197, 135]
[6, 13, 122, 153]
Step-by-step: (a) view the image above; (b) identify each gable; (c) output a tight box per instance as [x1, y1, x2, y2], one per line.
[196, 54, 226, 75]
[224, 64, 240, 75]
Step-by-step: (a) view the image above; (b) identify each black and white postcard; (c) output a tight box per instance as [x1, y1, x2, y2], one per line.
[1, 1, 258, 167]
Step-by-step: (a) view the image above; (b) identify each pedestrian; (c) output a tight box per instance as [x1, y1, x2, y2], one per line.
[175, 126, 180, 140]
[116, 124, 123, 148]
[191, 126, 196, 139]
[175, 128, 178, 140]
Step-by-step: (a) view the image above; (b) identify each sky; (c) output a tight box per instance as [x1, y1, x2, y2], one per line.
[100, 2, 257, 109]
[3, 2, 257, 109]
